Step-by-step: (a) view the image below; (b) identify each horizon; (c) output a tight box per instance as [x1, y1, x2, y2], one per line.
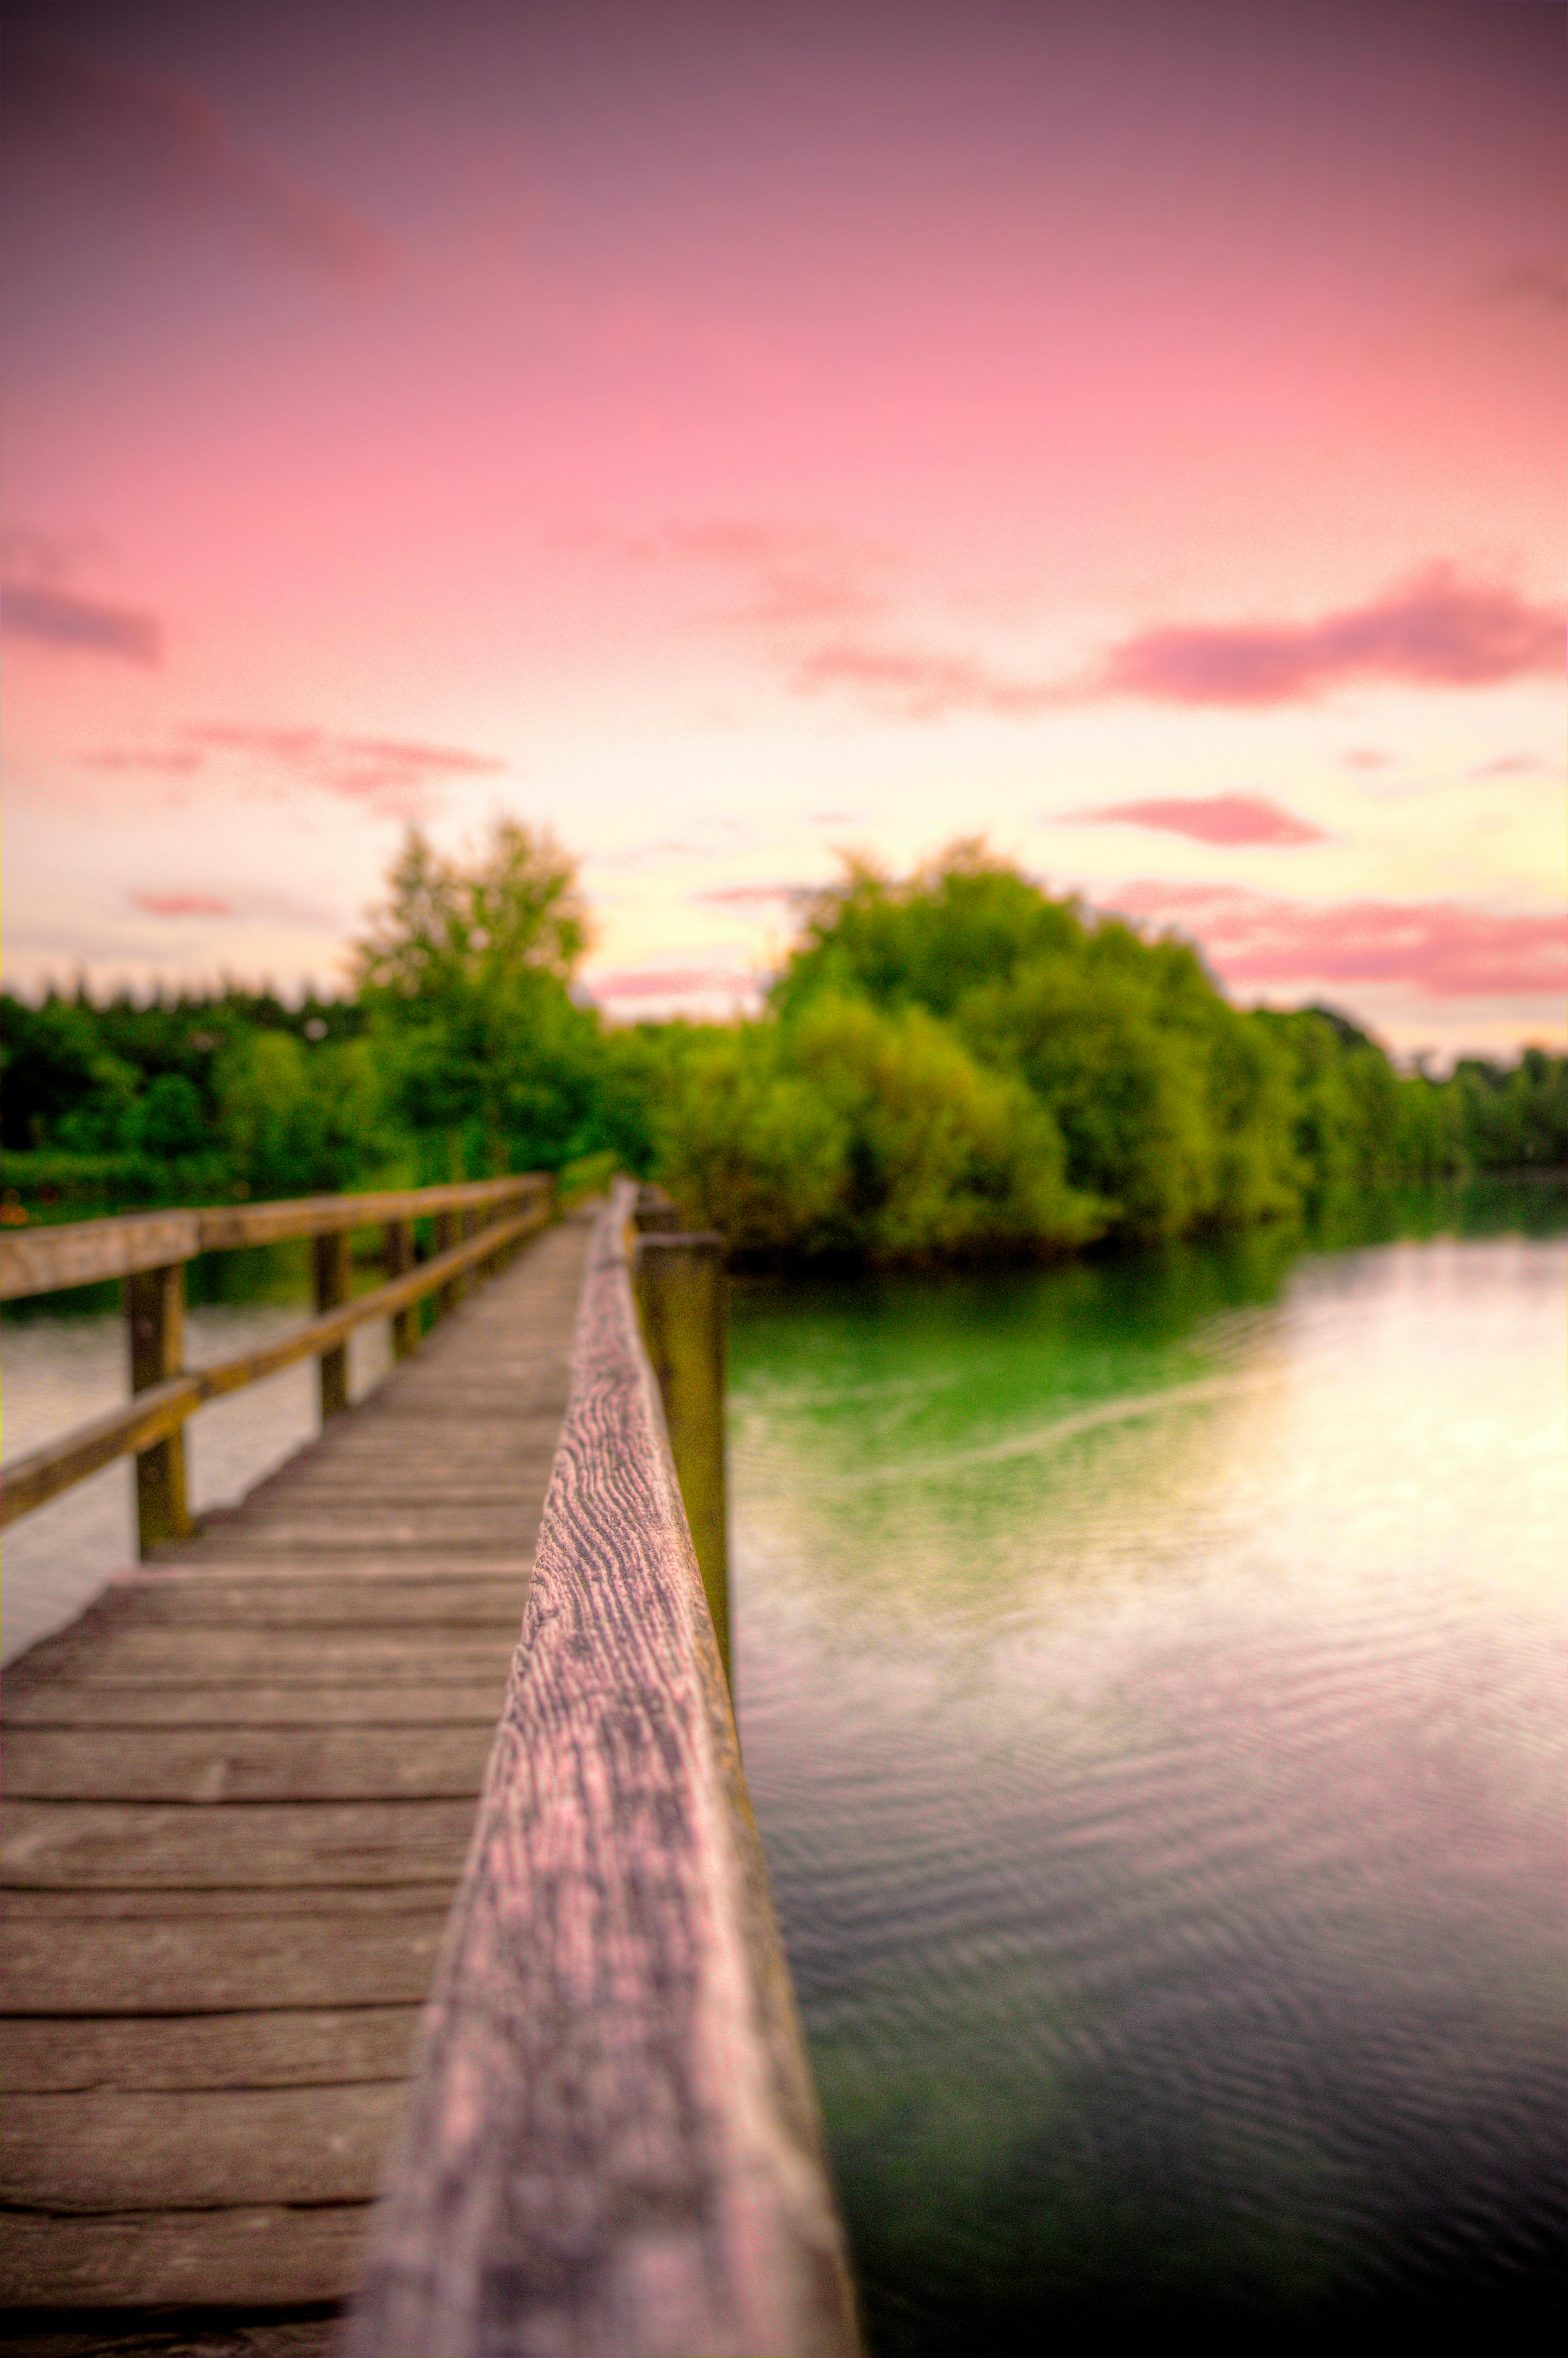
[3, 0, 1563, 1065]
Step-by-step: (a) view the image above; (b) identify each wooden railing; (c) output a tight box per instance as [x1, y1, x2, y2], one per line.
[0, 1176, 553, 1550]
[346, 1179, 861, 2357]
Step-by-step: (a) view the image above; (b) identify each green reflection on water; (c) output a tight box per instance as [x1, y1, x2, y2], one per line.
[730, 1177, 1566, 2348]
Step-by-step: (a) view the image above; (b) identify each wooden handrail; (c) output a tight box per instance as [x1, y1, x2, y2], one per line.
[0, 1199, 548, 1529]
[346, 1181, 860, 2358]
[0, 1177, 543, 1301]
[0, 1176, 553, 1546]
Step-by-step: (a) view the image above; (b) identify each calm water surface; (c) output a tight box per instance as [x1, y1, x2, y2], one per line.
[729, 1215, 1566, 2346]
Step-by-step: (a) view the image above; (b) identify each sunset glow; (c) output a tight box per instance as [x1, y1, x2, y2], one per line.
[3, 0, 1563, 1060]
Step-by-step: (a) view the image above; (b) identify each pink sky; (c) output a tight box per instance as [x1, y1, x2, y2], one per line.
[3, 0, 1563, 1061]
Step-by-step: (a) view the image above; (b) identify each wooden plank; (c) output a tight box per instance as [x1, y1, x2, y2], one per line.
[88, 1574, 531, 1627]
[347, 1185, 859, 2358]
[0, 2318, 343, 2358]
[0, 2204, 371, 2308]
[2, 1800, 480, 1889]
[7, 1630, 517, 1683]
[3, 2083, 404, 2210]
[0, 1905, 450, 2012]
[2, 1684, 507, 1729]
[5, 1726, 495, 1802]
[0, 2007, 422, 2093]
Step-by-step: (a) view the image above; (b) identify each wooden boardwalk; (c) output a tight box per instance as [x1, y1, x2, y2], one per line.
[0, 1210, 594, 2352]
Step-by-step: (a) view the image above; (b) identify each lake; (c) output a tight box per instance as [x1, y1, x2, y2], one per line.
[728, 1194, 1566, 2344]
[3, 1189, 1563, 2341]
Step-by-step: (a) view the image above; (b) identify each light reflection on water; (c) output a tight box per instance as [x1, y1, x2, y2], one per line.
[730, 1229, 1566, 2345]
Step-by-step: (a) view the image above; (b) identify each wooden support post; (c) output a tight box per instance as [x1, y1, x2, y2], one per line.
[635, 1232, 730, 1684]
[126, 1262, 191, 1555]
[313, 1230, 351, 1420]
[385, 1220, 418, 1359]
[434, 1211, 458, 1316]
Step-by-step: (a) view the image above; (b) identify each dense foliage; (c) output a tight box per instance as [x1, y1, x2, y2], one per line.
[3, 831, 1563, 1260]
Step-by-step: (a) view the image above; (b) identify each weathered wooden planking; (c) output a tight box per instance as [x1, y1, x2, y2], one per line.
[2, 1799, 481, 1888]
[2, 1683, 508, 1729]
[6, 1726, 495, 1802]
[0, 1901, 452, 2014]
[8, 1630, 519, 1683]
[3, 2083, 404, 2210]
[0, 2007, 423, 2092]
[347, 1186, 860, 2358]
[0, 2319, 343, 2358]
[0, 2205, 371, 2308]
[85, 1573, 532, 1628]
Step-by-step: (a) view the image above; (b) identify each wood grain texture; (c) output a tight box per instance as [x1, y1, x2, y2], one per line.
[2, 2084, 405, 2211]
[0, 1214, 595, 2323]
[0, 1909, 451, 2014]
[2, 1684, 508, 1729]
[0, 2207, 372, 2308]
[1, 1799, 482, 1888]
[0, 2321, 341, 2358]
[5, 1725, 496, 1802]
[0, 2008, 423, 2092]
[347, 1186, 859, 2358]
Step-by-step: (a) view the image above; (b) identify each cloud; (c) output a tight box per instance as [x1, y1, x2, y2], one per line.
[793, 640, 1060, 718]
[127, 884, 338, 927]
[1104, 880, 1567, 999]
[585, 961, 762, 1012]
[1340, 747, 1390, 769]
[1470, 752, 1543, 778]
[789, 567, 1564, 723]
[1474, 262, 1568, 314]
[569, 517, 899, 631]
[1054, 794, 1328, 847]
[86, 725, 508, 821]
[2, 579, 161, 666]
[1095, 568, 1564, 707]
[3, 41, 393, 289]
[689, 883, 811, 908]
[129, 891, 232, 918]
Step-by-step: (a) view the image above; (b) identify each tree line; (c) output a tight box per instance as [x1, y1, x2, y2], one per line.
[3, 825, 1564, 1257]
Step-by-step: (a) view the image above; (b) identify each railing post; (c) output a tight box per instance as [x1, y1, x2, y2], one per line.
[434, 1210, 458, 1316]
[635, 1231, 730, 1684]
[313, 1229, 351, 1419]
[126, 1262, 191, 1554]
[385, 1220, 418, 1359]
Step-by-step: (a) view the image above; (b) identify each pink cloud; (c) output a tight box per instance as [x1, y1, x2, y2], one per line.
[571, 517, 898, 631]
[793, 641, 1056, 718]
[85, 725, 507, 822]
[4, 41, 393, 289]
[790, 568, 1563, 723]
[690, 883, 810, 909]
[1341, 748, 1391, 769]
[2, 581, 161, 666]
[1096, 567, 1563, 707]
[1470, 752, 1544, 778]
[588, 964, 756, 1001]
[1055, 794, 1328, 846]
[130, 891, 232, 918]
[1105, 880, 1568, 998]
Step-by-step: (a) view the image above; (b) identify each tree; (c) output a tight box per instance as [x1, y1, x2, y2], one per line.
[351, 820, 610, 1177]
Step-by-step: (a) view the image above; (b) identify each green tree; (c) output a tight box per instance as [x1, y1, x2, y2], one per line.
[352, 819, 616, 1177]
